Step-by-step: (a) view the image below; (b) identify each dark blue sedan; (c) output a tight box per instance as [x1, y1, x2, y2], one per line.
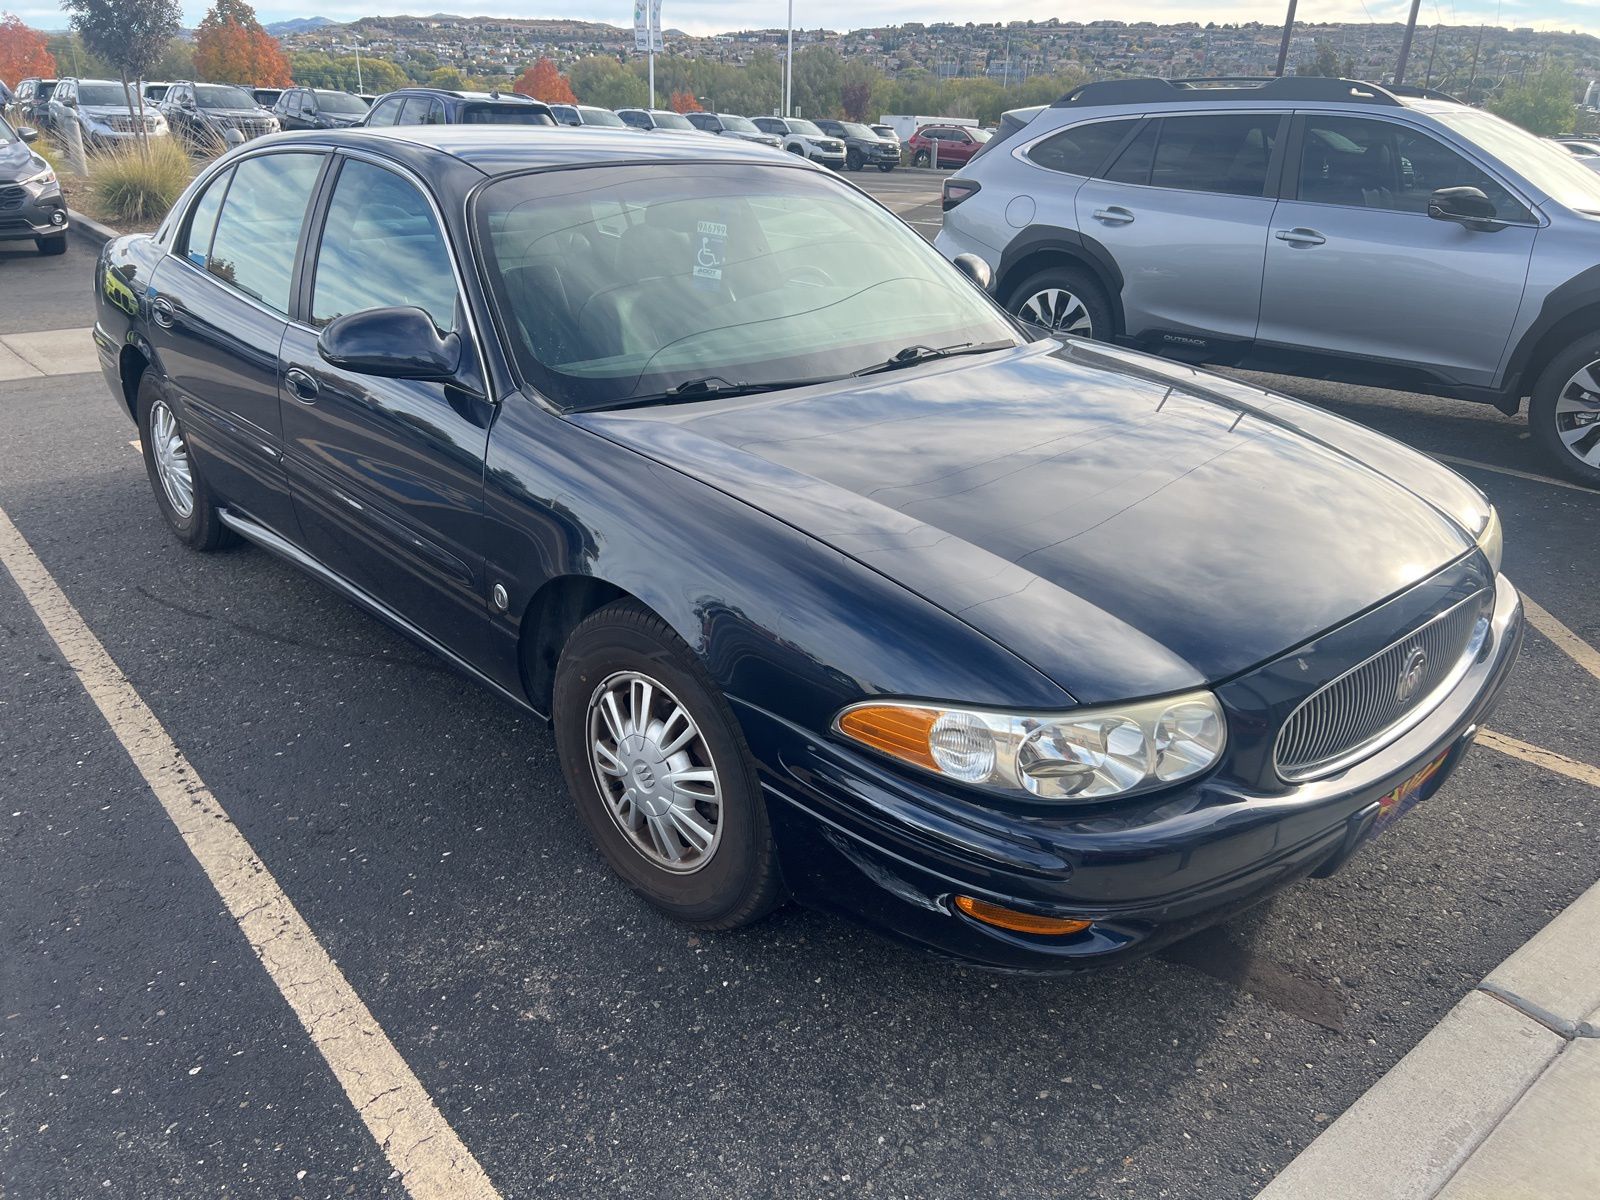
[93, 127, 1522, 972]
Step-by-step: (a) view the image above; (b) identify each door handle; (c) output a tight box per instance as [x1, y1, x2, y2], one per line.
[284, 367, 320, 403]
[1275, 227, 1327, 246]
[1093, 206, 1136, 225]
[149, 296, 178, 328]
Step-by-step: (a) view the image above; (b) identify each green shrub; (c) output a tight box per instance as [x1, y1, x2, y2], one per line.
[86, 136, 193, 225]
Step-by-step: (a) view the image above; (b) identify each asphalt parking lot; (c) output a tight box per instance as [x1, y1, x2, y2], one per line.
[1, 178, 1597, 1200]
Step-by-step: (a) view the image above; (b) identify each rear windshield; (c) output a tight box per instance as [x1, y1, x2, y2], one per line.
[196, 85, 256, 109]
[315, 91, 368, 114]
[461, 103, 555, 126]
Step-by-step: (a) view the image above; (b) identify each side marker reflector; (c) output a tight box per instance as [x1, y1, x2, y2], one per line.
[953, 895, 1091, 936]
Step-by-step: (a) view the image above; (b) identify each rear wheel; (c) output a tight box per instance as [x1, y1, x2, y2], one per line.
[1530, 336, 1600, 487]
[878, 162, 896, 172]
[136, 374, 234, 550]
[913, 148, 930, 167]
[1008, 266, 1113, 343]
[553, 600, 785, 929]
[36, 233, 66, 256]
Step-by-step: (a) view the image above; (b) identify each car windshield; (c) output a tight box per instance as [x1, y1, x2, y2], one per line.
[651, 111, 694, 130]
[720, 114, 759, 133]
[839, 122, 876, 139]
[580, 106, 625, 127]
[0, 117, 16, 144]
[36, 82, 56, 100]
[475, 162, 1017, 410]
[316, 91, 368, 114]
[77, 83, 131, 107]
[196, 85, 256, 109]
[462, 103, 555, 125]
[787, 119, 823, 137]
[1436, 108, 1600, 212]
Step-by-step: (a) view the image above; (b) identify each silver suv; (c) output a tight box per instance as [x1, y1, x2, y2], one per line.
[937, 76, 1600, 485]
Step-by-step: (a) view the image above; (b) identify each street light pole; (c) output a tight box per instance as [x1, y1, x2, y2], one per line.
[1274, 0, 1298, 78]
[784, 0, 794, 117]
[1394, 0, 1424, 85]
[354, 38, 363, 93]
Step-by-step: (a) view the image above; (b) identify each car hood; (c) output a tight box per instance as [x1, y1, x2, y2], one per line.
[573, 341, 1483, 704]
[0, 139, 35, 178]
[80, 104, 138, 119]
[199, 107, 271, 118]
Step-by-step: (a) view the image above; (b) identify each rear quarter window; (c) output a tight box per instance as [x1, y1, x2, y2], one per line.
[1028, 119, 1140, 176]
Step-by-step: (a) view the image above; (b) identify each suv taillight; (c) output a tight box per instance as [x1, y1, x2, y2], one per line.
[942, 179, 981, 212]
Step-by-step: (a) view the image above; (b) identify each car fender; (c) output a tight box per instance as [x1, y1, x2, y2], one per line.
[994, 224, 1127, 333]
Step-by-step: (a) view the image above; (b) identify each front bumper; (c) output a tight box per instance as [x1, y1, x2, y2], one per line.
[0, 186, 68, 242]
[741, 574, 1524, 973]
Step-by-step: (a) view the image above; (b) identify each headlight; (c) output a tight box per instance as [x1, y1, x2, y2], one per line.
[835, 691, 1227, 801]
[1475, 506, 1503, 574]
[21, 161, 56, 187]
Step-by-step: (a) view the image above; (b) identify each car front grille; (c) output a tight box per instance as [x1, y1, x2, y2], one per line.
[0, 185, 24, 211]
[1274, 591, 1491, 781]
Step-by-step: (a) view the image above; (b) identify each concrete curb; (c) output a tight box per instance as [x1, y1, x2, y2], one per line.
[1256, 879, 1600, 1200]
[67, 207, 119, 247]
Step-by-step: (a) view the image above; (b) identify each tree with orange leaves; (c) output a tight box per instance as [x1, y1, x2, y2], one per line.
[669, 91, 703, 114]
[0, 13, 56, 89]
[512, 57, 576, 105]
[194, 0, 291, 87]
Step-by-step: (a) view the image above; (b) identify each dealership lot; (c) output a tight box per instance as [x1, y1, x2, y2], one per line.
[2, 188, 1598, 1200]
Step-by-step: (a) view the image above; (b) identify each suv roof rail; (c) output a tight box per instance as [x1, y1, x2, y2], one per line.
[1052, 76, 1416, 108]
[1382, 82, 1463, 102]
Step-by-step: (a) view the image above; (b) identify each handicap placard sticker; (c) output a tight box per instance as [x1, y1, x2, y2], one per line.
[693, 220, 727, 289]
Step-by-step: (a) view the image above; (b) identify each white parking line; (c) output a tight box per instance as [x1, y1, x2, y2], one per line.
[1520, 595, 1600, 685]
[1479, 731, 1600, 789]
[0, 504, 501, 1200]
[1433, 453, 1598, 496]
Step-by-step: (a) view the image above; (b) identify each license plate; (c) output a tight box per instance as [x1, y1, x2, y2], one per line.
[1369, 749, 1452, 839]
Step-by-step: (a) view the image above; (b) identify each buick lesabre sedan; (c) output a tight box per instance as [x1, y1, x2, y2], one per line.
[94, 128, 1522, 972]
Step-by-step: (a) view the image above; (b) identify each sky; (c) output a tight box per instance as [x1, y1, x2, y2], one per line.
[16, 1, 1600, 38]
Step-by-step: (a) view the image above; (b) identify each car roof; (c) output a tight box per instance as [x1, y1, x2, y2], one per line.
[273, 124, 800, 173]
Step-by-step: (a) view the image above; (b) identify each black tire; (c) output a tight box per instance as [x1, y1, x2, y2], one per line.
[553, 600, 785, 930]
[1006, 265, 1115, 344]
[36, 234, 66, 256]
[135, 373, 234, 551]
[786, 143, 805, 156]
[878, 162, 896, 172]
[913, 148, 930, 167]
[1530, 335, 1600, 487]
[845, 147, 863, 171]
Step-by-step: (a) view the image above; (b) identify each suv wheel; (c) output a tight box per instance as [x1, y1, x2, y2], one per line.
[553, 600, 785, 929]
[1009, 267, 1113, 342]
[1531, 337, 1600, 487]
[36, 233, 67, 256]
[913, 148, 931, 167]
[845, 147, 863, 171]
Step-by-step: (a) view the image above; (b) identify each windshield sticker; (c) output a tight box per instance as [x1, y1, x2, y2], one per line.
[693, 219, 726, 289]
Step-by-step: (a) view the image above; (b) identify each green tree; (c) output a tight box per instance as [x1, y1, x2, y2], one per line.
[45, 31, 111, 77]
[1489, 70, 1580, 136]
[153, 36, 193, 80]
[569, 54, 647, 109]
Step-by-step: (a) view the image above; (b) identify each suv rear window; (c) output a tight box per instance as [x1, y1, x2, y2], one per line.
[1029, 119, 1139, 177]
[461, 103, 554, 125]
[1117, 115, 1281, 197]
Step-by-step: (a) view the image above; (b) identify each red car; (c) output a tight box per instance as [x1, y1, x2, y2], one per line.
[908, 123, 990, 168]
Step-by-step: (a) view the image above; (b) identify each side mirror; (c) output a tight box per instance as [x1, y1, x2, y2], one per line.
[19, 126, 37, 143]
[318, 307, 461, 381]
[1429, 186, 1501, 229]
[951, 252, 993, 292]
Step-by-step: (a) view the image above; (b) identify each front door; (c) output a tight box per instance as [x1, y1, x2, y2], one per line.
[144, 151, 326, 537]
[278, 154, 491, 662]
[1256, 113, 1536, 388]
[1074, 112, 1286, 348]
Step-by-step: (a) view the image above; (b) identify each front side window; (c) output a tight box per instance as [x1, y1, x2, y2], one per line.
[1299, 115, 1531, 221]
[367, 97, 401, 127]
[311, 159, 457, 332]
[205, 152, 323, 312]
[475, 162, 1018, 410]
[182, 167, 231, 267]
[619, 110, 649, 128]
[1147, 114, 1280, 197]
[1029, 118, 1139, 177]
[753, 118, 783, 134]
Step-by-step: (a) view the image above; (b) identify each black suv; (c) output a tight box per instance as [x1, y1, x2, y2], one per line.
[0, 112, 68, 254]
[815, 119, 899, 172]
[272, 87, 370, 131]
[161, 80, 280, 149]
[362, 89, 556, 128]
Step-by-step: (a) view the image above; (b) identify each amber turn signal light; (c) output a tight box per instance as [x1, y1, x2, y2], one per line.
[953, 895, 1091, 937]
[836, 704, 939, 770]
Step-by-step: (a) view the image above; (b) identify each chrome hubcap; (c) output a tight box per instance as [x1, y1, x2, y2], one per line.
[1018, 287, 1093, 339]
[587, 671, 722, 873]
[149, 400, 195, 518]
[1555, 360, 1600, 468]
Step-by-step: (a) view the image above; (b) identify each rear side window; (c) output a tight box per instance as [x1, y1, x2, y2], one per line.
[205, 152, 323, 312]
[182, 168, 231, 267]
[310, 159, 457, 332]
[1148, 114, 1280, 197]
[1029, 119, 1139, 177]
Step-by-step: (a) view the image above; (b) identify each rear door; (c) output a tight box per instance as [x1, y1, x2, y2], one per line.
[144, 151, 328, 537]
[1073, 111, 1285, 348]
[278, 153, 491, 660]
[1256, 112, 1536, 388]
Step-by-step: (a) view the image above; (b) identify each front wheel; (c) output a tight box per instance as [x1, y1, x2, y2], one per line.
[878, 162, 896, 172]
[1007, 265, 1114, 343]
[1530, 337, 1600, 487]
[553, 600, 785, 929]
[36, 233, 66, 256]
[845, 148, 863, 171]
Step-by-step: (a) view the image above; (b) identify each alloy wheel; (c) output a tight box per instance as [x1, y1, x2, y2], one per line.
[586, 670, 723, 874]
[1554, 360, 1600, 469]
[1018, 287, 1094, 339]
[149, 399, 195, 518]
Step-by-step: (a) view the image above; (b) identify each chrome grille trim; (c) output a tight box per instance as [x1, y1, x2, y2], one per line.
[1275, 591, 1491, 782]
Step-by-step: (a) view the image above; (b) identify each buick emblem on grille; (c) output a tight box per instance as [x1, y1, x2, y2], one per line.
[1396, 648, 1429, 704]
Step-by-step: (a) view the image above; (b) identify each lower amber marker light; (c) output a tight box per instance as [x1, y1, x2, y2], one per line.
[953, 895, 1091, 937]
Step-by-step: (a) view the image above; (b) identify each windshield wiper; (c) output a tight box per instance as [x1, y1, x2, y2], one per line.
[851, 340, 1016, 378]
[579, 374, 841, 413]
